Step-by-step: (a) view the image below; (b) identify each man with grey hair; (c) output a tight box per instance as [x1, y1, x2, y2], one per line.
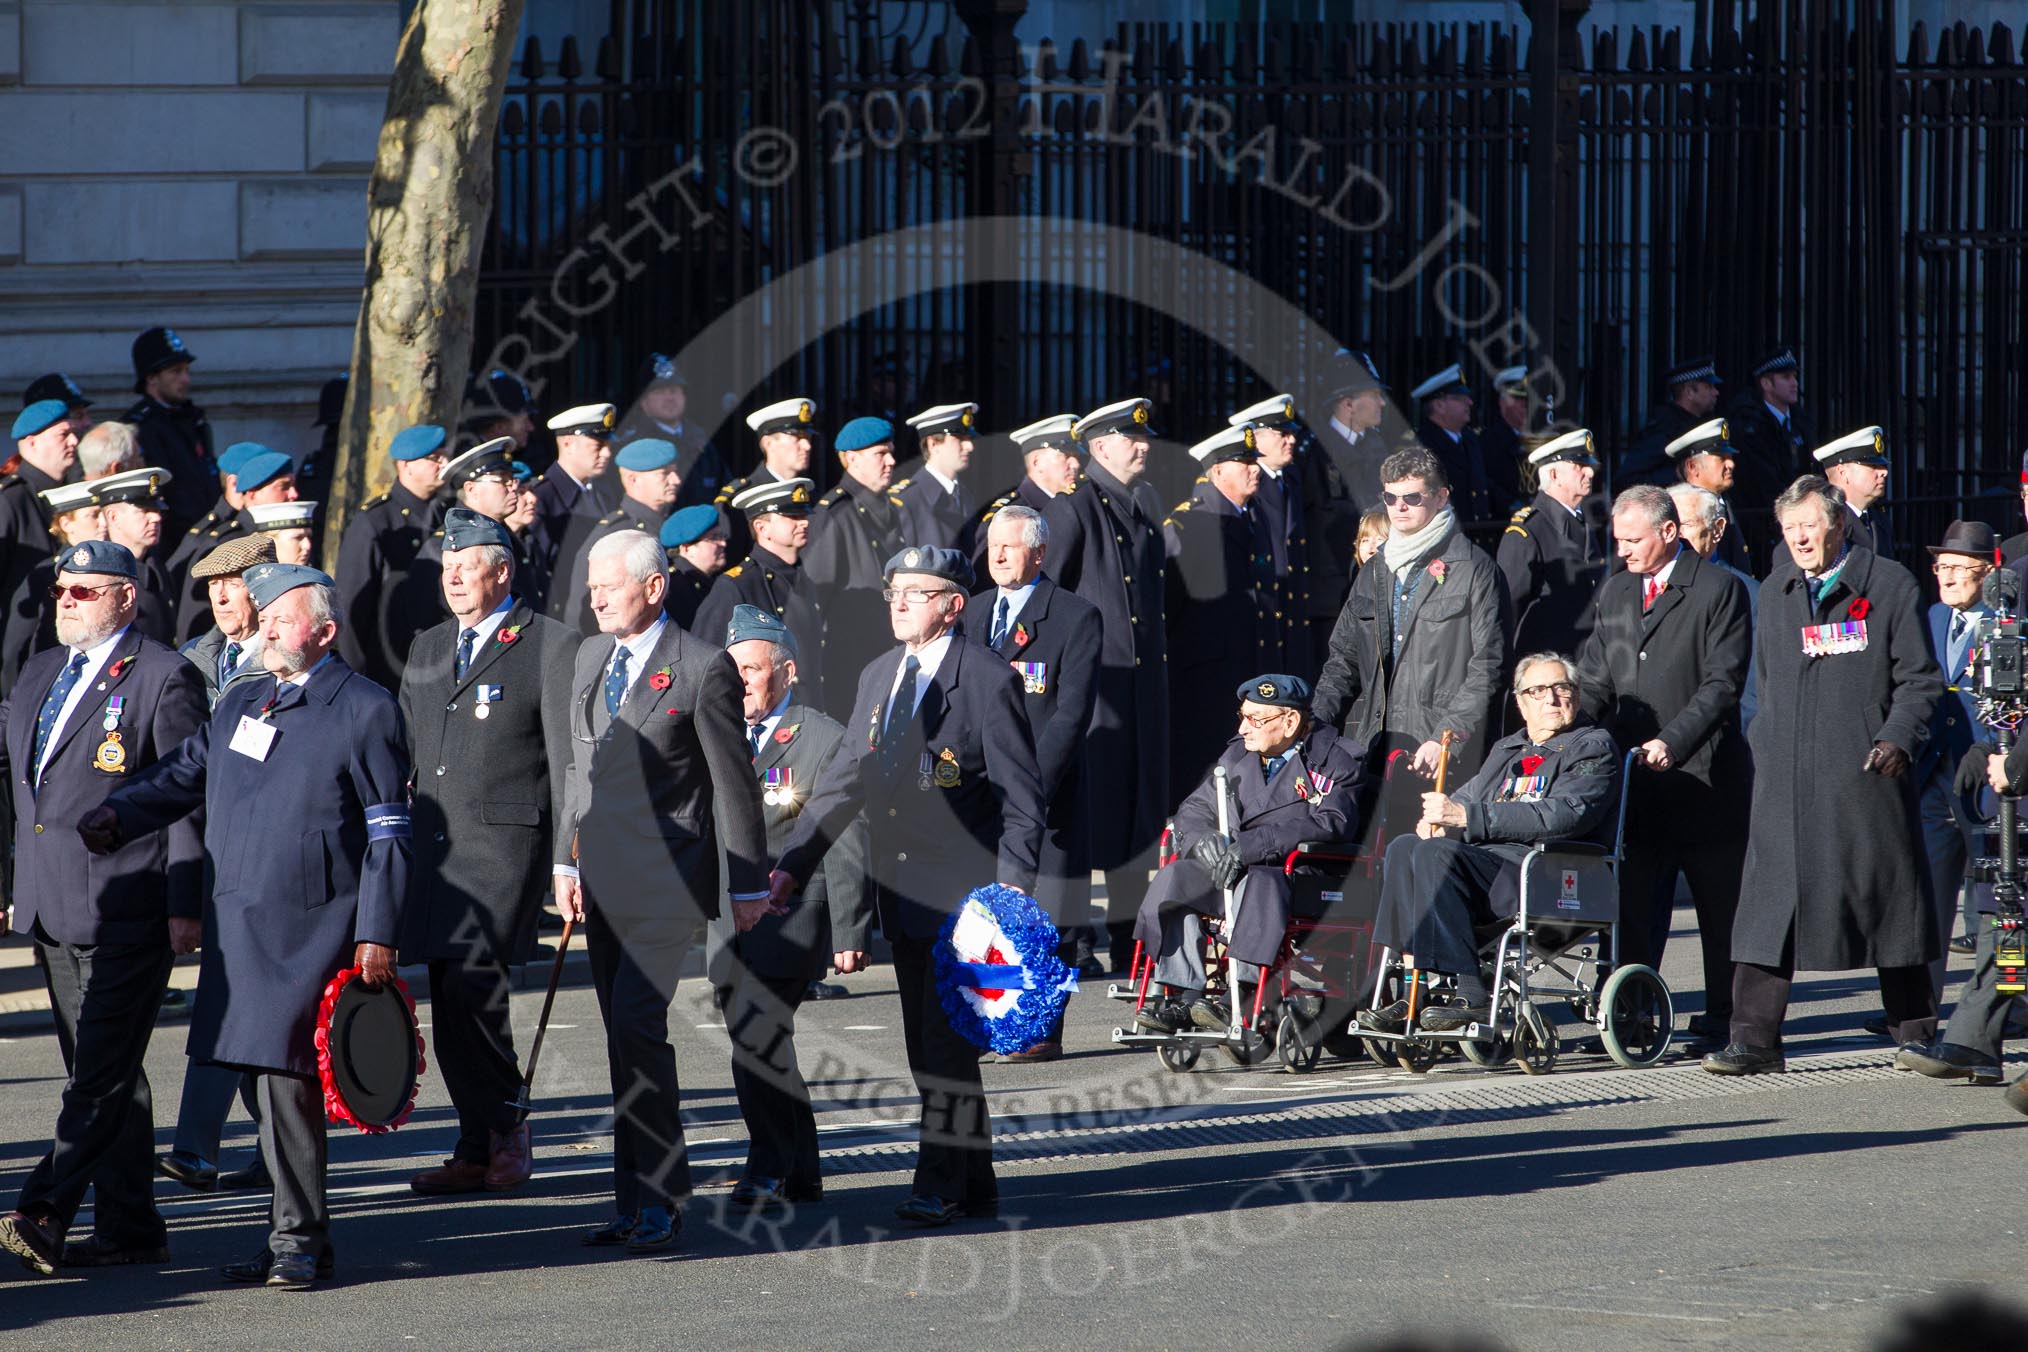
[552, 528, 769, 1253]
[1706, 475, 1942, 1074]
[81, 561, 413, 1288]
[1579, 484, 1752, 1048]
[1669, 482, 1759, 727]
[399, 509, 576, 1199]
[76, 422, 142, 480]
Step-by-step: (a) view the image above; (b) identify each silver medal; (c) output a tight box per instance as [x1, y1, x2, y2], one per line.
[475, 704, 490, 720]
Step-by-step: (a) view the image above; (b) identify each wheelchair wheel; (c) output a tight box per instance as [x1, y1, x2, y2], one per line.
[1276, 1012, 1323, 1074]
[1362, 1036, 1402, 1068]
[1598, 964, 1673, 1068]
[1515, 1003, 1559, 1076]
[1221, 1026, 1274, 1067]
[1157, 1041, 1201, 1074]
[1458, 1027, 1513, 1069]
[1396, 1036, 1441, 1074]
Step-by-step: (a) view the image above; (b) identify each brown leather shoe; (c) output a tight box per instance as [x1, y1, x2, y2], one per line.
[484, 1123, 532, 1191]
[410, 1158, 489, 1196]
[999, 1040, 1062, 1063]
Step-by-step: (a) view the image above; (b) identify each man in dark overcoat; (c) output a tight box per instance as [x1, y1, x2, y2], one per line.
[399, 509, 575, 1197]
[976, 504, 1102, 1056]
[80, 563, 412, 1288]
[769, 546, 1045, 1228]
[1313, 446, 1510, 787]
[1042, 397, 1170, 967]
[1577, 484, 1752, 1047]
[552, 529, 770, 1253]
[0, 542, 206, 1275]
[1132, 674, 1367, 1034]
[709, 606, 870, 1207]
[1706, 476, 1942, 1075]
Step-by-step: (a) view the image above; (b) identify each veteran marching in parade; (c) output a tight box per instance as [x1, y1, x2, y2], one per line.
[5, 324, 2028, 1295]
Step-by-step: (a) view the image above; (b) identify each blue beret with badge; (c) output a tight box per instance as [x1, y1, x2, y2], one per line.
[12, 399, 68, 441]
[389, 424, 448, 462]
[1238, 673, 1311, 709]
[658, 503, 722, 548]
[442, 506, 514, 552]
[615, 437, 678, 472]
[245, 562, 335, 610]
[883, 545, 974, 589]
[834, 416, 894, 453]
[726, 602, 796, 657]
[57, 539, 140, 581]
[231, 446, 294, 493]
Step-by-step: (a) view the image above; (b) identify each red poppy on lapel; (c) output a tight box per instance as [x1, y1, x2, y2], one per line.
[649, 667, 672, 691]
[496, 624, 523, 644]
[1013, 622, 1031, 648]
[1848, 598, 1870, 620]
[775, 726, 796, 744]
[103, 657, 131, 683]
[1520, 754, 1545, 776]
[1427, 559, 1447, 584]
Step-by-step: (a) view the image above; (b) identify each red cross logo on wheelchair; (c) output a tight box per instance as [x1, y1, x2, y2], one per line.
[1558, 869, 1581, 907]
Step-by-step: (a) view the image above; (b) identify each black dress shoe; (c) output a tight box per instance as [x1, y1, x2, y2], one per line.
[1133, 999, 1191, 1034]
[1356, 999, 1409, 1034]
[785, 1179, 824, 1204]
[62, 1235, 170, 1267]
[1949, 935, 1977, 955]
[581, 1214, 638, 1247]
[894, 1194, 961, 1227]
[731, 1176, 786, 1208]
[1862, 1016, 1892, 1040]
[806, 981, 847, 1001]
[266, 1253, 319, 1289]
[219, 1157, 272, 1191]
[1701, 1041, 1785, 1075]
[625, 1207, 678, 1252]
[222, 1247, 334, 1284]
[1895, 1040, 2003, 1085]
[1420, 1003, 1490, 1032]
[0, 1212, 64, 1276]
[1187, 997, 1232, 1032]
[157, 1150, 218, 1192]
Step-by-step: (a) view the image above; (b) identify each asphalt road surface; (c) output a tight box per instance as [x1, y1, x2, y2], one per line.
[1, 923, 2021, 1351]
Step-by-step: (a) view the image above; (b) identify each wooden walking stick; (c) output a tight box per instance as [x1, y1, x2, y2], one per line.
[508, 831, 581, 1122]
[1403, 729, 1459, 1029]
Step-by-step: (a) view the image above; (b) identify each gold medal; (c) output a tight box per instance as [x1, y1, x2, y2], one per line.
[95, 731, 127, 773]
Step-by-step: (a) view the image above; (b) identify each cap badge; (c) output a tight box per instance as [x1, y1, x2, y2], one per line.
[164, 329, 186, 352]
[797, 401, 813, 423]
[905, 548, 921, 567]
[791, 485, 809, 503]
[1132, 404, 1149, 424]
[652, 354, 676, 381]
[1257, 680, 1277, 699]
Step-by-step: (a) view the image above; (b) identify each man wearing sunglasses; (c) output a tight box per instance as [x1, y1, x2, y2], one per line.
[1360, 651, 1621, 1034]
[1313, 446, 1510, 784]
[0, 540, 207, 1276]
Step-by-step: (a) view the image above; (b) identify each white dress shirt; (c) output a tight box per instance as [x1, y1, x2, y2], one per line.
[987, 582, 1038, 644]
[37, 625, 129, 783]
[606, 616, 668, 704]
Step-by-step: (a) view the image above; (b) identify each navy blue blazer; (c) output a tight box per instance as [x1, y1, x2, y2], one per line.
[777, 636, 1046, 941]
[103, 656, 414, 1074]
[1917, 601, 1985, 785]
[2, 629, 207, 945]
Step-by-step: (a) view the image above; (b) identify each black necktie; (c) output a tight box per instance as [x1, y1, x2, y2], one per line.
[749, 723, 765, 760]
[1950, 611, 1967, 647]
[989, 597, 1010, 649]
[455, 627, 477, 681]
[885, 655, 920, 751]
[32, 652, 88, 774]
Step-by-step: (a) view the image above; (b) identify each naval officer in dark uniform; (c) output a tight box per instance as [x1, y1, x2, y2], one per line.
[1231, 395, 1311, 675]
[1410, 363, 1498, 527]
[801, 417, 909, 723]
[335, 424, 450, 690]
[1812, 425, 1893, 560]
[769, 546, 1045, 1227]
[533, 402, 616, 575]
[81, 562, 413, 1289]
[1164, 423, 1277, 802]
[976, 504, 1103, 1053]
[0, 541, 206, 1276]
[693, 478, 826, 710]
[120, 327, 219, 540]
[712, 605, 870, 1207]
[1666, 418, 1754, 576]
[1496, 428, 1607, 662]
[969, 414, 1081, 575]
[1041, 397, 1171, 968]
[400, 510, 576, 1198]
[410, 436, 539, 618]
[713, 396, 819, 570]
[894, 402, 979, 554]
[554, 437, 682, 634]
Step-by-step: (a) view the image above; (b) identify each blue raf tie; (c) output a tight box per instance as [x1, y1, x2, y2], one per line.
[604, 646, 631, 716]
[455, 627, 478, 681]
[1262, 753, 1288, 781]
[884, 655, 920, 754]
[32, 652, 89, 779]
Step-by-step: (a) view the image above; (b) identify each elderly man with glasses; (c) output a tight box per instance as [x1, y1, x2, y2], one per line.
[1360, 651, 1622, 1034]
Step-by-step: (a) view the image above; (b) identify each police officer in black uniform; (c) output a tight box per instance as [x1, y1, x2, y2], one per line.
[334, 423, 451, 689]
[121, 327, 219, 539]
[714, 397, 819, 569]
[295, 376, 347, 502]
[1164, 424, 1277, 802]
[1496, 428, 1607, 661]
[23, 373, 94, 436]
[615, 354, 733, 509]
[894, 403, 979, 554]
[1621, 355, 1722, 488]
[801, 416, 908, 723]
[694, 477, 826, 710]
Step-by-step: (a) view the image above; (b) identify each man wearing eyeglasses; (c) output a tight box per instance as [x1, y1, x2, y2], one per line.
[769, 545, 1044, 1229]
[1313, 446, 1510, 786]
[1576, 484, 1752, 1052]
[1359, 652, 1621, 1034]
[0, 540, 207, 1276]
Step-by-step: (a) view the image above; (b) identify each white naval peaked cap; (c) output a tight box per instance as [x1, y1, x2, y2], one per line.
[248, 500, 318, 529]
[1072, 397, 1153, 441]
[903, 402, 978, 435]
[1526, 427, 1597, 467]
[1665, 418, 1731, 460]
[745, 398, 818, 435]
[1812, 425, 1888, 468]
[1227, 394, 1296, 428]
[1187, 424, 1258, 464]
[1409, 363, 1470, 401]
[1009, 414, 1079, 451]
[545, 402, 616, 436]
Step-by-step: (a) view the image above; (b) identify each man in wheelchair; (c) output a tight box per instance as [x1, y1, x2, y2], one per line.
[1360, 651, 1623, 1033]
[1130, 674, 1368, 1034]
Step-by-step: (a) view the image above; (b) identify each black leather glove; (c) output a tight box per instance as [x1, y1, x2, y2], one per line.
[1863, 740, 1910, 779]
[1957, 743, 1998, 798]
[1190, 834, 1243, 891]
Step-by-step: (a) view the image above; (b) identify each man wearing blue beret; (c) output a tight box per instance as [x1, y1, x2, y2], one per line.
[1, 401, 83, 647]
[801, 416, 908, 721]
[164, 444, 302, 643]
[79, 563, 414, 1288]
[0, 540, 208, 1276]
[120, 327, 220, 540]
[334, 424, 451, 689]
[551, 437, 683, 635]
[658, 503, 728, 630]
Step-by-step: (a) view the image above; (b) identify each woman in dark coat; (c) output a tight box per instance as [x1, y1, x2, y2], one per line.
[1709, 477, 1942, 1074]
